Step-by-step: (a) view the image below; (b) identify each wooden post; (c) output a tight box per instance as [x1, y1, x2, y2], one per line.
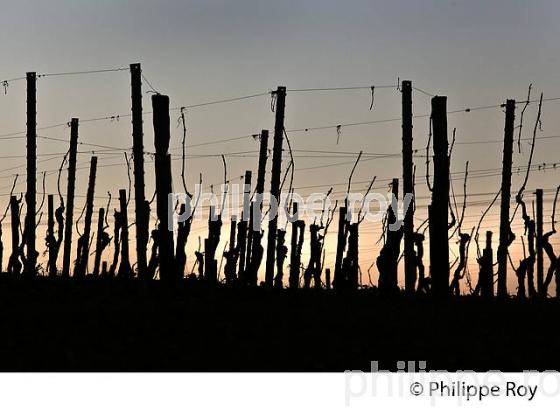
[303, 222, 320, 289]
[429, 96, 449, 297]
[481, 231, 494, 298]
[265, 87, 286, 288]
[229, 216, 237, 254]
[47, 195, 56, 277]
[387, 178, 400, 290]
[9, 196, 21, 275]
[333, 206, 347, 290]
[152, 94, 175, 280]
[536, 188, 544, 296]
[246, 180, 256, 272]
[204, 205, 221, 283]
[237, 219, 248, 282]
[325, 268, 331, 290]
[24, 71, 37, 276]
[108, 207, 121, 278]
[289, 203, 299, 289]
[130, 63, 148, 279]
[347, 223, 360, 290]
[402, 80, 415, 294]
[93, 207, 105, 276]
[237, 170, 251, 280]
[246, 130, 269, 284]
[74, 156, 97, 277]
[275, 229, 288, 288]
[497, 99, 515, 298]
[175, 203, 190, 278]
[204, 238, 213, 282]
[288, 203, 305, 289]
[117, 189, 132, 278]
[48, 195, 65, 277]
[224, 216, 238, 284]
[62, 118, 79, 277]
[255, 130, 270, 196]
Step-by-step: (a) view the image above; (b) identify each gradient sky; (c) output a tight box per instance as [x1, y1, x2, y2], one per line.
[1, 0, 560, 293]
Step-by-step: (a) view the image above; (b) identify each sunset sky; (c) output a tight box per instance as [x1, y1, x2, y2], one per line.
[1, 0, 560, 293]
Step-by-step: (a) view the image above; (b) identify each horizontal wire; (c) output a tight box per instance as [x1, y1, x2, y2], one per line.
[0, 123, 68, 140]
[287, 85, 396, 92]
[185, 134, 254, 149]
[1, 67, 128, 87]
[412, 86, 435, 97]
[291, 161, 559, 191]
[0, 148, 123, 160]
[456, 134, 560, 145]
[37, 135, 129, 151]
[291, 149, 399, 157]
[37, 67, 129, 78]
[2, 90, 560, 152]
[175, 91, 272, 109]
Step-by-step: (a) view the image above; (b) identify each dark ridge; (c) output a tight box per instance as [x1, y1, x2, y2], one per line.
[0, 276, 557, 372]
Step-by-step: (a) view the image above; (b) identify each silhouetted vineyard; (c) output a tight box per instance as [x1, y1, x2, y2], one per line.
[0, 65, 559, 370]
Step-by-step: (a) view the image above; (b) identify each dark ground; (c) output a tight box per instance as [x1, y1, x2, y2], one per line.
[0, 276, 557, 371]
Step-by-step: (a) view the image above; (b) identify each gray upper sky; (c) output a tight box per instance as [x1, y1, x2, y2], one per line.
[1, 0, 560, 289]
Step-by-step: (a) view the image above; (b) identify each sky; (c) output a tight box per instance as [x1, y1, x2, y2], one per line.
[1, 0, 560, 293]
